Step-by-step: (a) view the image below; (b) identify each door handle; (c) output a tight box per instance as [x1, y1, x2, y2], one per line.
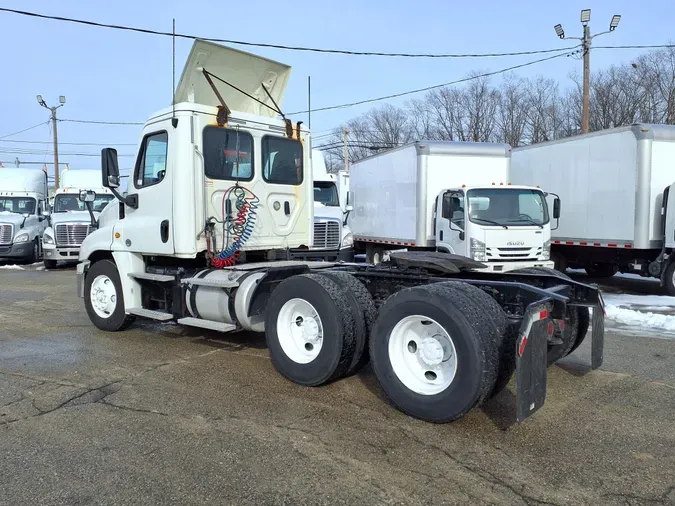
[160, 220, 170, 243]
[284, 201, 291, 216]
[439, 230, 444, 241]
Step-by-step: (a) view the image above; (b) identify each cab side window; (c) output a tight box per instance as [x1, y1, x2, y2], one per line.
[262, 136, 303, 185]
[442, 192, 465, 230]
[135, 131, 168, 188]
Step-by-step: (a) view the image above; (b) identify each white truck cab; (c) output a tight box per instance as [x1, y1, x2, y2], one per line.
[291, 149, 354, 261]
[435, 184, 557, 272]
[42, 168, 114, 268]
[0, 168, 49, 263]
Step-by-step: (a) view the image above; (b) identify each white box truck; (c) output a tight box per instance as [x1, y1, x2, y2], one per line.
[349, 141, 558, 272]
[0, 168, 50, 263]
[290, 149, 354, 262]
[75, 39, 605, 424]
[511, 124, 675, 294]
[42, 168, 114, 269]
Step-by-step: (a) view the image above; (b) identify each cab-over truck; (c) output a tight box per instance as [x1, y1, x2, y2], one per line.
[76, 39, 605, 423]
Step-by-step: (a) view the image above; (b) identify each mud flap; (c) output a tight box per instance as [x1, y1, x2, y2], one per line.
[591, 295, 605, 369]
[515, 305, 549, 423]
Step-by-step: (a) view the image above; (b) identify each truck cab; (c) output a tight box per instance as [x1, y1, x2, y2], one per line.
[291, 149, 354, 261]
[435, 184, 558, 272]
[42, 168, 114, 268]
[0, 167, 50, 263]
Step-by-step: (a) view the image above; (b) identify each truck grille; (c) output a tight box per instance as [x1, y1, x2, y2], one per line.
[313, 220, 341, 249]
[486, 246, 542, 262]
[55, 223, 92, 247]
[0, 224, 13, 245]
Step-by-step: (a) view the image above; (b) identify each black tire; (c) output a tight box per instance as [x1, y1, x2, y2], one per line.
[511, 267, 580, 365]
[369, 281, 499, 423]
[24, 238, 39, 264]
[366, 244, 385, 265]
[551, 251, 568, 273]
[84, 259, 136, 332]
[44, 259, 58, 269]
[585, 263, 618, 278]
[665, 262, 675, 297]
[265, 274, 357, 386]
[319, 271, 377, 376]
[569, 306, 591, 355]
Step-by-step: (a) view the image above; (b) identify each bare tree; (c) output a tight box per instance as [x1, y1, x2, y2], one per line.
[495, 75, 529, 147]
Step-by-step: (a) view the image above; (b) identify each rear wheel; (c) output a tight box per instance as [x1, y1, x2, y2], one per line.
[369, 281, 499, 423]
[84, 259, 135, 332]
[366, 244, 385, 265]
[585, 263, 618, 278]
[265, 274, 357, 386]
[319, 271, 376, 375]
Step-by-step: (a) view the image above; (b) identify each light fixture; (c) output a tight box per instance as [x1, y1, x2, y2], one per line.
[581, 9, 591, 24]
[36, 95, 43, 104]
[59, 96, 66, 104]
[609, 14, 621, 31]
[554, 24, 565, 38]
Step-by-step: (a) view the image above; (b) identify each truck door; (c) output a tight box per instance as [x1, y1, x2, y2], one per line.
[114, 127, 174, 255]
[436, 190, 466, 255]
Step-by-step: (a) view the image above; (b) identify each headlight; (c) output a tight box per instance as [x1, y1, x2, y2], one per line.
[341, 232, 354, 248]
[43, 232, 55, 245]
[14, 233, 29, 243]
[470, 238, 486, 262]
[541, 239, 551, 260]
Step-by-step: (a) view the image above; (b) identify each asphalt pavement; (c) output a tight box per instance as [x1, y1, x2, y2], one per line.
[1, 268, 674, 505]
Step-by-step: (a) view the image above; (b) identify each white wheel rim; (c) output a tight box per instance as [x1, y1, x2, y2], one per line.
[388, 315, 458, 396]
[90, 274, 118, 319]
[277, 298, 324, 364]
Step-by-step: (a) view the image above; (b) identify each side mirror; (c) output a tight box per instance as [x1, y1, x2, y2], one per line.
[345, 191, 354, 212]
[42, 209, 51, 217]
[22, 213, 30, 219]
[102, 148, 121, 189]
[79, 190, 96, 203]
[553, 198, 561, 219]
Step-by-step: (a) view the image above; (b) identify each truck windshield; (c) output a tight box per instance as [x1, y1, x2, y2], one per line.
[314, 182, 339, 206]
[54, 194, 114, 213]
[0, 197, 36, 214]
[467, 188, 549, 226]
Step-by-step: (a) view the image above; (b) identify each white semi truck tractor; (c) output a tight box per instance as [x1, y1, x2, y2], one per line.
[0, 167, 49, 263]
[76, 39, 605, 424]
[511, 124, 675, 294]
[42, 168, 114, 269]
[349, 141, 559, 272]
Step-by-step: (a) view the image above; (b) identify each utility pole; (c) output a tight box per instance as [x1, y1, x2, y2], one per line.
[343, 126, 349, 174]
[36, 95, 66, 188]
[554, 10, 621, 134]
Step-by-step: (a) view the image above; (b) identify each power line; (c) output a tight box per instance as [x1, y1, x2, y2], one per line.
[0, 7, 579, 60]
[0, 121, 49, 139]
[595, 43, 675, 50]
[0, 139, 137, 146]
[60, 118, 143, 126]
[291, 49, 579, 114]
[0, 148, 134, 157]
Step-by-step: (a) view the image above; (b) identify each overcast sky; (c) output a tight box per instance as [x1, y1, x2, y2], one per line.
[1, 0, 673, 175]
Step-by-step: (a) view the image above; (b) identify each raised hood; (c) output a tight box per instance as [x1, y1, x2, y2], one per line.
[175, 39, 291, 118]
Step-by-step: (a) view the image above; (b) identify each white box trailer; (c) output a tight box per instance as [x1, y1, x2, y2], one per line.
[511, 124, 675, 293]
[349, 141, 557, 272]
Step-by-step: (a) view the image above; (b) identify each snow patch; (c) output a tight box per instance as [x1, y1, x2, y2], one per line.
[0, 264, 25, 270]
[602, 293, 675, 310]
[605, 305, 675, 333]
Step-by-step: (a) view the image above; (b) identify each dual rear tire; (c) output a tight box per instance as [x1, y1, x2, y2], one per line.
[266, 274, 509, 423]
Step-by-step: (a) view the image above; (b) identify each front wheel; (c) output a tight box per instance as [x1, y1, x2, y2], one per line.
[24, 238, 39, 264]
[44, 259, 58, 269]
[84, 259, 135, 331]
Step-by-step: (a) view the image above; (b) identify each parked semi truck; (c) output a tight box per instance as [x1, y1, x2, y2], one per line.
[291, 149, 354, 261]
[0, 168, 49, 263]
[349, 141, 560, 271]
[76, 39, 605, 423]
[42, 168, 114, 269]
[511, 124, 675, 293]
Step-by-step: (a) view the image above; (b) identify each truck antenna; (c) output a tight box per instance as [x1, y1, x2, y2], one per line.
[171, 18, 178, 129]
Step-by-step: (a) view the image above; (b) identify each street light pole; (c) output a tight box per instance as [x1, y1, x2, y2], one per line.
[36, 95, 66, 189]
[554, 10, 621, 134]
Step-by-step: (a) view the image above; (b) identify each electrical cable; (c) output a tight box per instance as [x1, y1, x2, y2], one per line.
[0, 121, 49, 139]
[0, 139, 136, 146]
[60, 119, 143, 125]
[210, 185, 259, 268]
[0, 7, 580, 60]
[289, 49, 580, 114]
